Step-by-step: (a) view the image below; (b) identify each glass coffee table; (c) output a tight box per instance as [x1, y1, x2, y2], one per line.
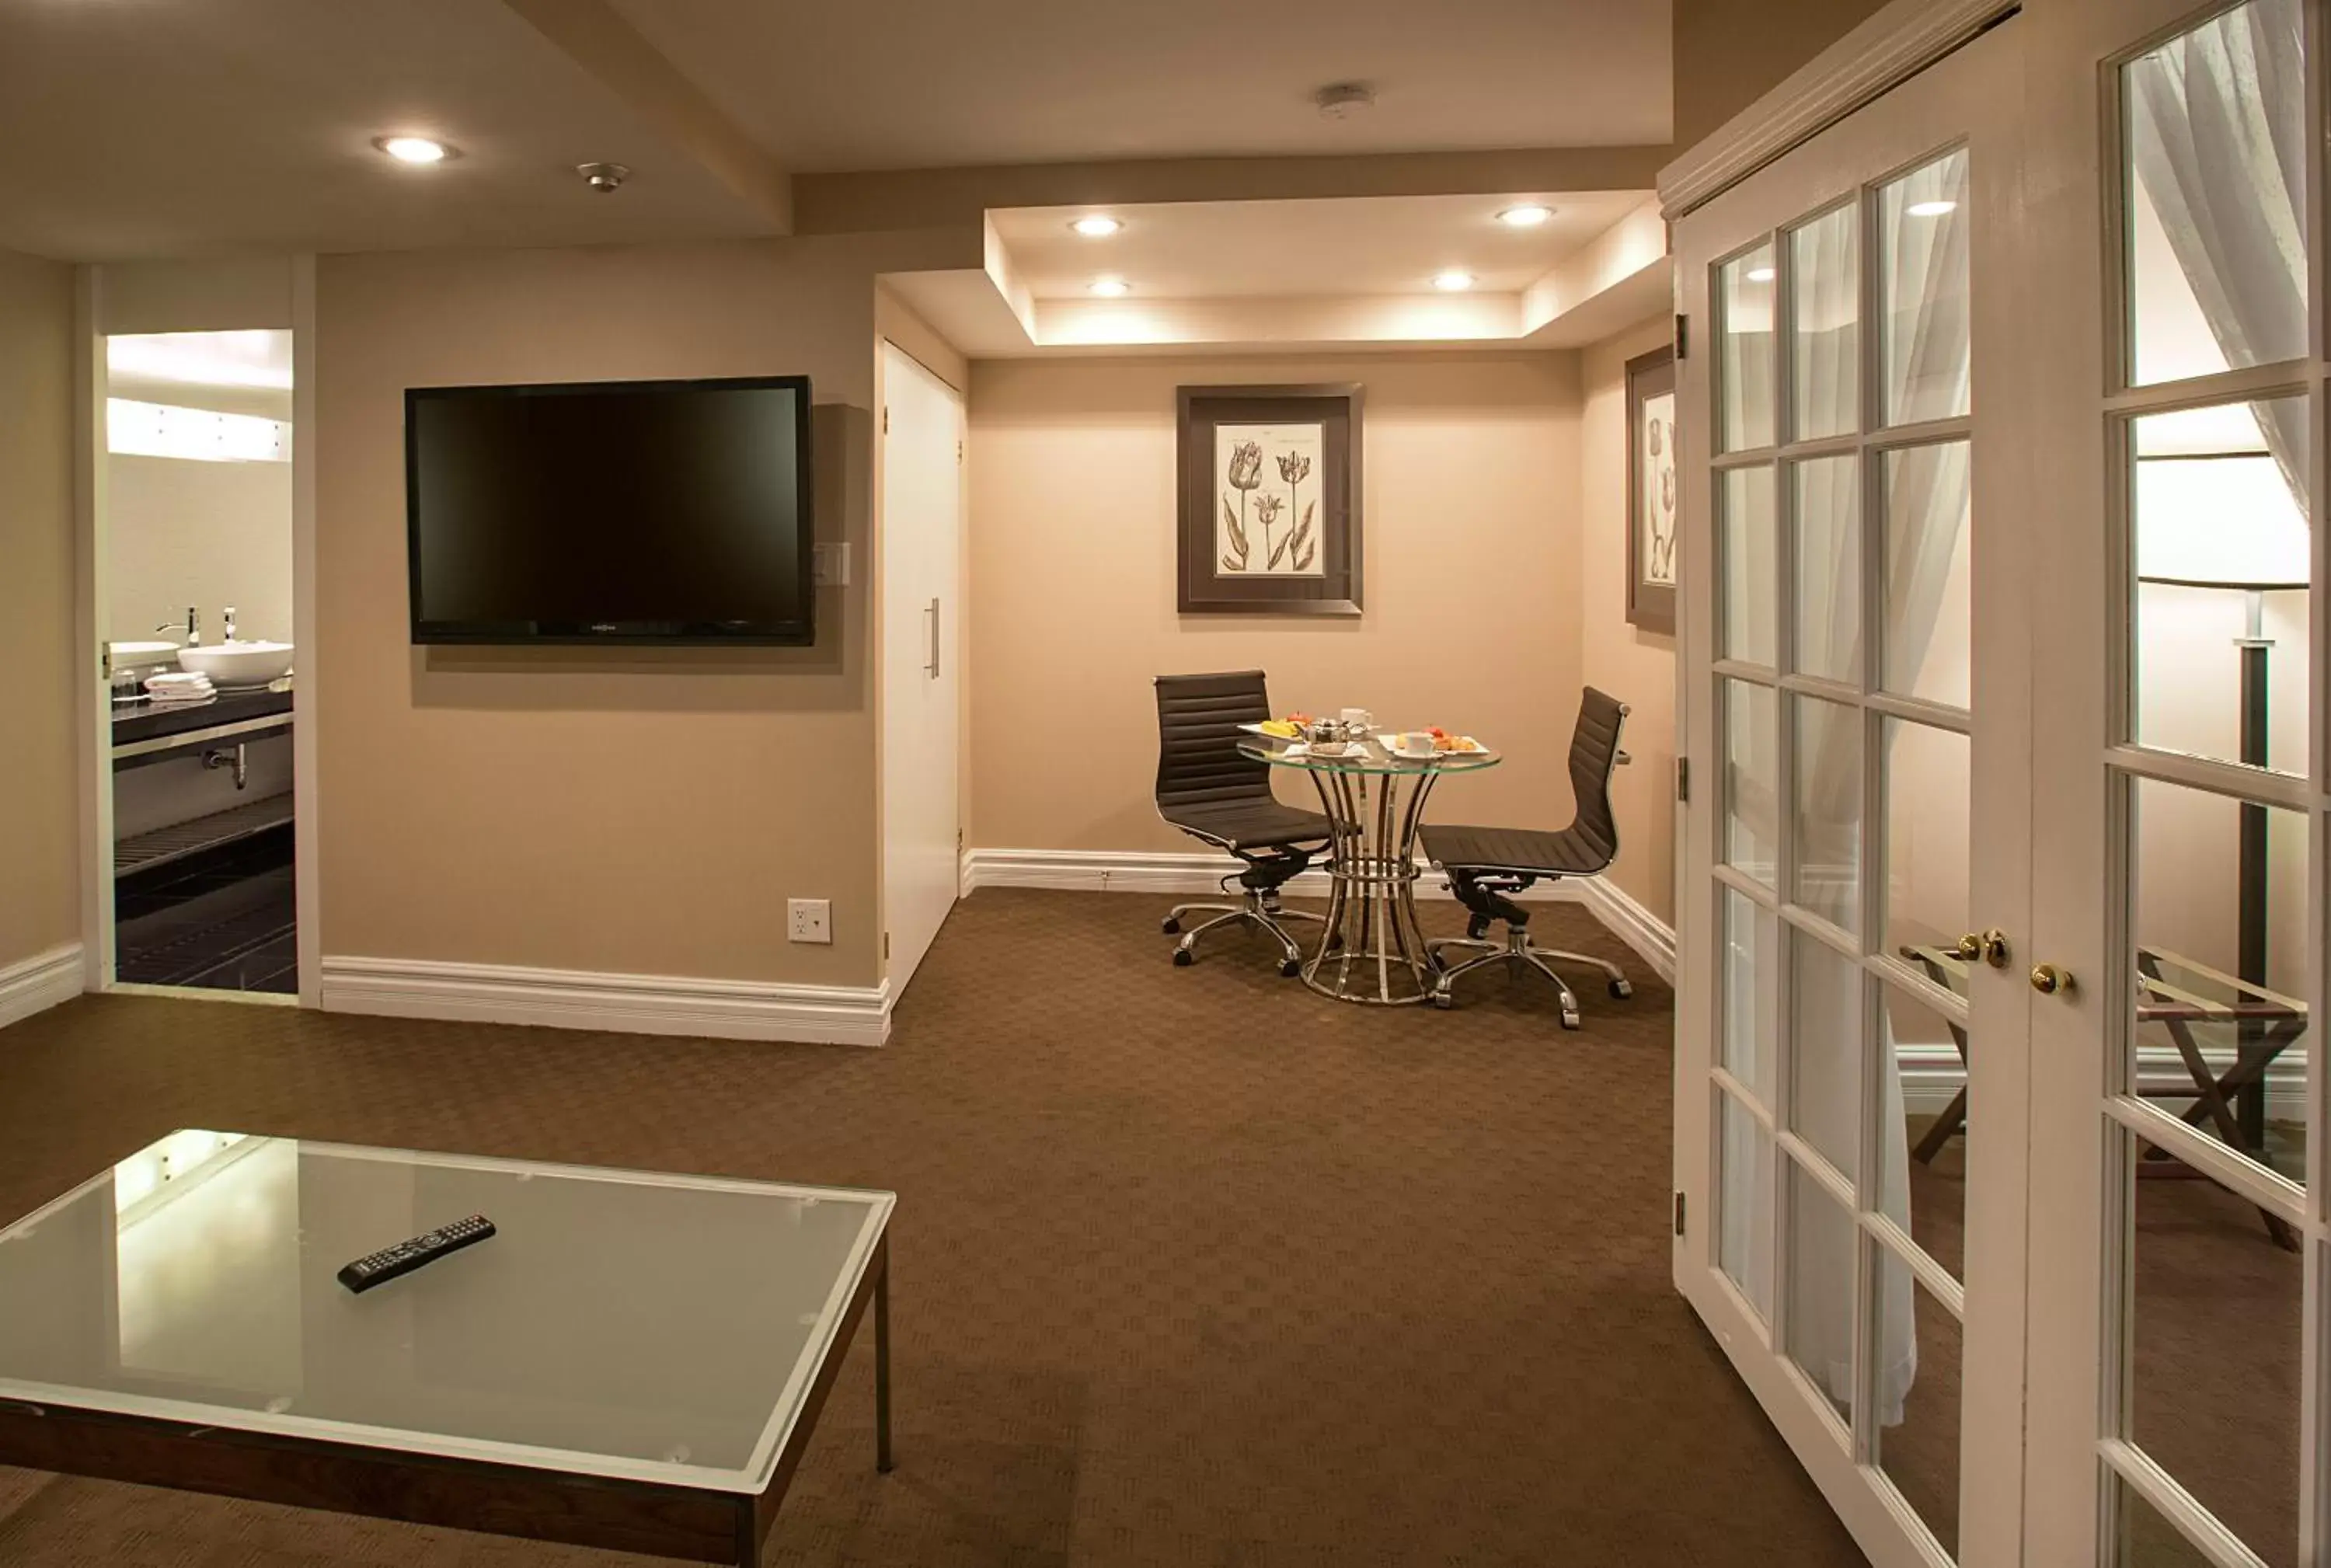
[0, 1130, 894, 1566]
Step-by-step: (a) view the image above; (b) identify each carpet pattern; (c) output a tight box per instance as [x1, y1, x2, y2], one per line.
[0, 890, 1865, 1566]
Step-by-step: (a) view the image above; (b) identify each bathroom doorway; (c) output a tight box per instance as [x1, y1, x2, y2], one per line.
[102, 328, 299, 998]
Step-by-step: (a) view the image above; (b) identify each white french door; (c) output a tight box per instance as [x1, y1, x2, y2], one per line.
[1671, 18, 2032, 1567]
[2022, 0, 2331, 1563]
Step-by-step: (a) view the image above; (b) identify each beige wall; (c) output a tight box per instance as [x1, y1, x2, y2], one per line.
[108, 452, 294, 647]
[0, 249, 80, 972]
[1672, 0, 1893, 152]
[315, 236, 931, 987]
[967, 350, 1587, 855]
[1580, 318, 1679, 925]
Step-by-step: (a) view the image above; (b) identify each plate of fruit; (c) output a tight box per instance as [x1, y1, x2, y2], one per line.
[1241, 714, 1310, 744]
[1425, 727, 1493, 757]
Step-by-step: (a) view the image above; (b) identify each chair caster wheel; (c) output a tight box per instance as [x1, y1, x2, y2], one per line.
[1280, 958, 1302, 978]
[1430, 991, 1455, 1011]
[1162, 918, 1181, 935]
[1172, 947, 1194, 967]
[1609, 978, 1633, 1000]
[1560, 1010, 1582, 1030]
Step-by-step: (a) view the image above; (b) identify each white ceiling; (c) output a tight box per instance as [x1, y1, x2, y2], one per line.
[107, 329, 294, 416]
[611, 0, 1671, 170]
[0, 0, 770, 260]
[994, 191, 1649, 300]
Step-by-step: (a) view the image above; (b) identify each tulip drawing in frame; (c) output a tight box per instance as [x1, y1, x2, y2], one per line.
[1214, 423, 1326, 577]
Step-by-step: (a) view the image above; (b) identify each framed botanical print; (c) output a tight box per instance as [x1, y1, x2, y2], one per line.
[1176, 383, 1363, 615]
[1625, 346, 1678, 635]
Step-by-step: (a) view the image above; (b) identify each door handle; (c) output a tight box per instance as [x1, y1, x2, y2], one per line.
[2030, 963, 2073, 995]
[924, 598, 940, 679]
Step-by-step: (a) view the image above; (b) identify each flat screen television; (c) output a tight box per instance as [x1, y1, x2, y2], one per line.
[405, 374, 814, 646]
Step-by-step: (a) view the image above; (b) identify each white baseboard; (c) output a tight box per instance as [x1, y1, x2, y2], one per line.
[319, 956, 891, 1047]
[960, 847, 1677, 984]
[0, 943, 85, 1032]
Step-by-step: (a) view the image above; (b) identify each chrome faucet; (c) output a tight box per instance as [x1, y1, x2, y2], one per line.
[222, 606, 237, 643]
[155, 607, 199, 646]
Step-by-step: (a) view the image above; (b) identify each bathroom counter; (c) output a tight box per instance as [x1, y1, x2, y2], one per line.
[113, 684, 293, 760]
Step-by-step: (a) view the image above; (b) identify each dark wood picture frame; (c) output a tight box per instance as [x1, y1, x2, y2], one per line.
[1625, 346, 1678, 636]
[1176, 383, 1363, 615]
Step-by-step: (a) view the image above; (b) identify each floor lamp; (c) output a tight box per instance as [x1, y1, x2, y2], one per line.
[2136, 444, 2308, 1152]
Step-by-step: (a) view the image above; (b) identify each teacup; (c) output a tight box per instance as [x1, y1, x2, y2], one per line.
[1340, 707, 1373, 734]
[1392, 732, 1437, 760]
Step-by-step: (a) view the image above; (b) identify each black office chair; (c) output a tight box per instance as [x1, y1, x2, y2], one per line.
[1420, 687, 1634, 1027]
[1153, 671, 1335, 975]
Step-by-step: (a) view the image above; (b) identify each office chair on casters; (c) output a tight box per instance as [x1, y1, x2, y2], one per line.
[1153, 671, 1336, 976]
[1420, 687, 1633, 1028]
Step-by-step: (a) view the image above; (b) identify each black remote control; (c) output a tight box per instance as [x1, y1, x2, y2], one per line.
[336, 1214, 497, 1294]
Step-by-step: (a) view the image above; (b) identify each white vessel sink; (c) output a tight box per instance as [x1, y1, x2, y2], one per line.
[176, 641, 294, 688]
[108, 639, 183, 670]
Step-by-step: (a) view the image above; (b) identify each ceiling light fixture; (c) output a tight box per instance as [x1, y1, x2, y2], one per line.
[374, 134, 456, 165]
[1432, 270, 1475, 292]
[1071, 215, 1123, 238]
[1906, 198, 1958, 217]
[1745, 266, 1775, 283]
[1498, 204, 1554, 228]
[1313, 82, 1376, 120]
[1089, 276, 1130, 297]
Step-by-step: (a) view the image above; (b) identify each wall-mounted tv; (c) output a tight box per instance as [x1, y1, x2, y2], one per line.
[405, 374, 814, 646]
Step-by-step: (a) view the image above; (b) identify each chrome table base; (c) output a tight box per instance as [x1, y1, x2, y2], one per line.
[1301, 768, 1441, 1005]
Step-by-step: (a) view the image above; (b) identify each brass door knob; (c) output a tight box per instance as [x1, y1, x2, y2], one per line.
[1954, 929, 2013, 968]
[1951, 933, 1983, 962]
[2030, 963, 2071, 995]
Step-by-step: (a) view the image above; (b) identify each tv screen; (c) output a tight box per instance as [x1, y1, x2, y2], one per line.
[405, 375, 814, 646]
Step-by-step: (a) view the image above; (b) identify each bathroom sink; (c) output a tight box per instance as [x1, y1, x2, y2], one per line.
[108, 639, 183, 670]
[176, 641, 294, 688]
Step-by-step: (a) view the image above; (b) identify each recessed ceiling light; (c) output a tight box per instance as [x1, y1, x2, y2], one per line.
[1089, 276, 1130, 297]
[1432, 270, 1475, 292]
[375, 135, 456, 165]
[1745, 266, 1775, 283]
[1498, 204, 1553, 228]
[1906, 199, 1957, 217]
[1071, 215, 1123, 238]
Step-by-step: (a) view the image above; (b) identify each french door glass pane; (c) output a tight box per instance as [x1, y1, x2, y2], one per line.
[1880, 149, 1971, 426]
[1722, 887, 1779, 1103]
[1723, 465, 1779, 665]
[1785, 1159, 1858, 1429]
[2124, 0, 2306, 387]
[1873, 1249, 1961, 1559]
[1720, 242, 1779, 452]
[1792, 695, 1862, 932]
[2118, 1483, 2226, 1568]
[2127, 775, 2308, 1188]
[1790, 934, 1862, 1183]
[2122, 1138, 2301, 1568]
[1883, 719, 1970, 972]
[2131, 398, 2309, 776]
[1793, 456, 1861, 683]
[1792, 204, 1860, 441]
[1725, 680, 1780, 886]
[1880, 440, 1972, 708]
[1885, 981, 1967, 1283]
[1719, 1089, 1775, 1320]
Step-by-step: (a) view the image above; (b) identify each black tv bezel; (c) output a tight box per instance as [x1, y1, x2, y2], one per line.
[403, 372, 817, 647]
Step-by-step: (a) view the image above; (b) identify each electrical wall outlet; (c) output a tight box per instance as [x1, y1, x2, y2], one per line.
[787, 898, 833, 944]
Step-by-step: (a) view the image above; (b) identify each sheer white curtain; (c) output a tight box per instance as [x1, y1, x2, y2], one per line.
[2129, 0, 2307, 507]
[1717, 157, 1972, 1427]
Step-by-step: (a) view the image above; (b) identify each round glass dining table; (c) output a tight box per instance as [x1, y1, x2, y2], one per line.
[1237, 737, 1500, 1005]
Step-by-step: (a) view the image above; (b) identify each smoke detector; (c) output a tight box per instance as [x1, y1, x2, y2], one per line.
[577, 162, 630, 194]
[1313, 82, 1376, 120]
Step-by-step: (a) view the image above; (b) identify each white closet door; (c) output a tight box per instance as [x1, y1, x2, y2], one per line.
[879, 343, 963, 994]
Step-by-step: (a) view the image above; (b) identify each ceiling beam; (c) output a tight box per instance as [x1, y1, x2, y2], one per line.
[498, 0, 793, 233]
[795, 145, 1671, 235]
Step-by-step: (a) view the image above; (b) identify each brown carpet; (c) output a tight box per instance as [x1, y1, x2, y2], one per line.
[0, 890, 1865, 1567]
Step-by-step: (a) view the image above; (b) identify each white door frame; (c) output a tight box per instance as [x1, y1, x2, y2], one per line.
[73, 256, 318, 1005]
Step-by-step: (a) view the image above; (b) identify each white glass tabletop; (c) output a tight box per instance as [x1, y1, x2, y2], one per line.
[0, 1131, 892, 1493]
